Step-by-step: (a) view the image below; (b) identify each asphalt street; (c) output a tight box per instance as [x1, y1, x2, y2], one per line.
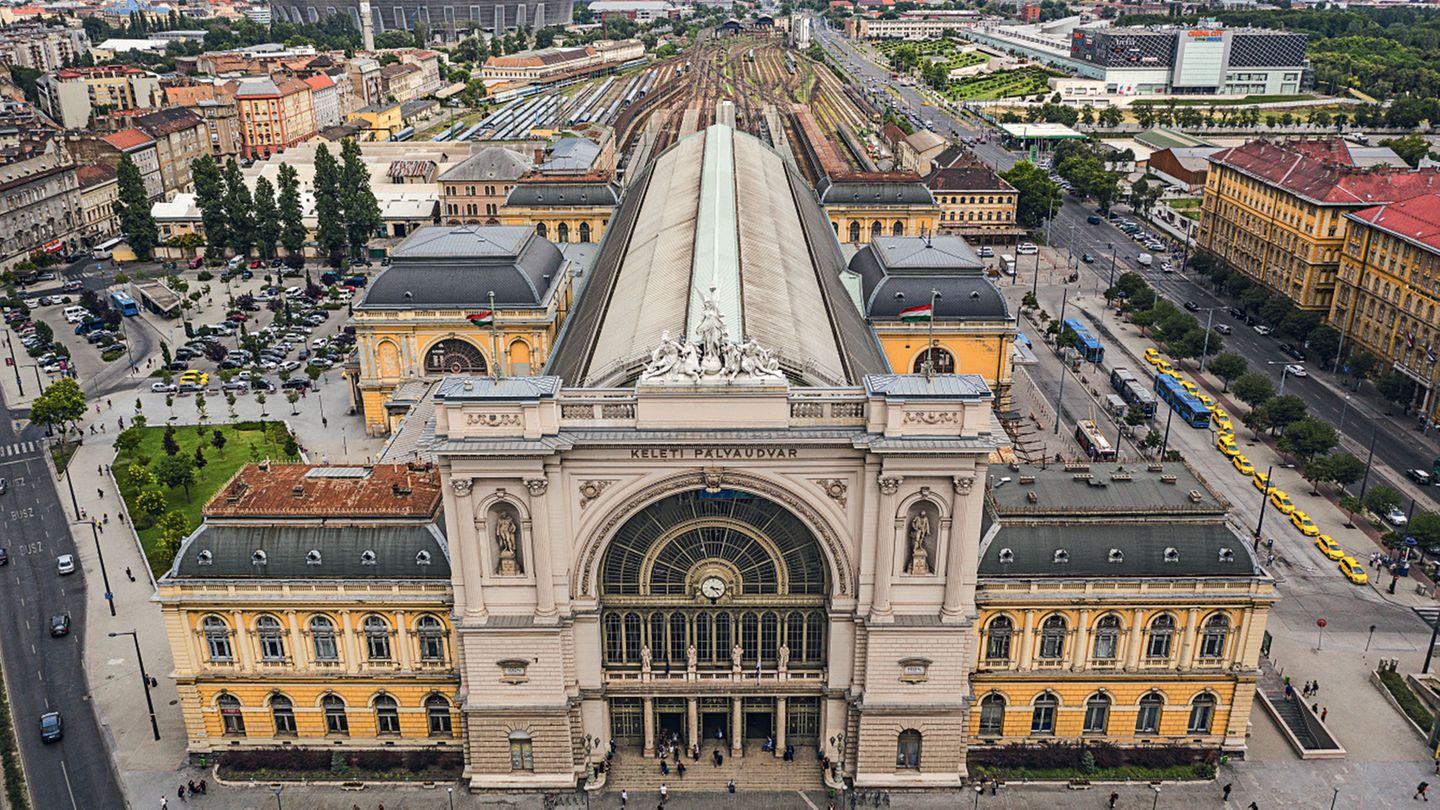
[812, 19, 1440, 510]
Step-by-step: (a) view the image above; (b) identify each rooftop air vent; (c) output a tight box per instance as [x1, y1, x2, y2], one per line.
[1072, 473, 1093, 482]
[291, 485, 304, 497]
[416, 550, 432, 566]
[998, 548, 1015, 564]
[252, 550, 268, 566]
[1111, 471, 1132, 481]
[1026, 491, 1038, 503]
[392, 483, 412, 497]
[306, 549, 322, 565]
[1163, 547, 1180, 563]
[360, 550, 378, 566]
[1218, 548, 1235, 563]
[197, 549, 213, 565]
[1160, 474, 1178, 485]
[1147, 463, 1163, 472]
[1053, 549, 1069, 564]
[1018, 475, 1035, 485]
[1108, 548, 1124, 564]
[1188, 489, 1204, 502]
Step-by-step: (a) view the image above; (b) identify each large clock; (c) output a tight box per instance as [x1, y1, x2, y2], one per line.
[700, 576, 727, 599]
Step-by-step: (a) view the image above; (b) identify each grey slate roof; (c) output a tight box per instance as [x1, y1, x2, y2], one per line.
[978, 521, 1259, 578]
[849, 236, 1010, 320]
[987, 462, 1227, 515]
[541, 137, 602, 173]
[439, 146, 532, 183]
[168, 523, 450, 579]
[505, 181, 619, 208]
[433, 375, 562, 401]
[357, 225, 571, 309]
[816, 177, 935, 206]
[865, 374, 993, 399]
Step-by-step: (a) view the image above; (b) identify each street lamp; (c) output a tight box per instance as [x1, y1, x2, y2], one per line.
[1267, 361, 1295, 396]
[108, 630, 160, 740]
[73, 519, 115, 617]
[1254, 464, 1275, 542]
[1152, 783, 1161, 810]
[1196, 306, 1224, 373]
[271, 785, 283, 810]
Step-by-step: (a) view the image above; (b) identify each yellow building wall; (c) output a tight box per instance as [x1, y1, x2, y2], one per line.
[349, 105, 404, 139]
[498, 208, 611, 244]
[826, 204, 940, 244]
[190, 680, 459, 743]
[876, 327, 1015, 408]
[968, 677, 1240, 741]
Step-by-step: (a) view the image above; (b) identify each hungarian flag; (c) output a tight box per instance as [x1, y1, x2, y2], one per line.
[467, 311, 494, 327]
[899, 304, 932, 322]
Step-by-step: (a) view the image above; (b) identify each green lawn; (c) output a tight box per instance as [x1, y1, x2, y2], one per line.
[1169, 94, 1315, 106]
[115, 422, 296, 575]
[942, 68, 1056, 101]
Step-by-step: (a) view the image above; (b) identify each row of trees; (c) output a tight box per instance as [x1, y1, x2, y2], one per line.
[1108, 272, 1225, 364]
[191, 155, 305, 262]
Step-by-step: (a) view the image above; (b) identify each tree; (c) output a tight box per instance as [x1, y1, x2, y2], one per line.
[277, 163, 307, 260]
[998, 161, 1062, 230]
[222, 158, 254, 257]
[339, 138, 381, 257]
[193, 444, 207, 470]
[1407, 512, 1440, 550]
[191, 154, 228, 258]
[1376, 371, 1418, 410]
[162, 425, 180, 456]
[157, 510, 189, 562]
[155, 453, 195, 500]
[1346, 349, 1379, 387]
[125, 462, 155, 490]
[211, 429, 227, 454]
[1325, 452, 1365, 491]
[1265, 394, 1307, 434]
[115, 426, 144, 455]
[31, 378, 86, 456]
[1279, 417, 1338, 463]
[1233, 372, 1275, 409]
[135, 488, 167, 519]
[1364, 485, 1402, 517]
[115, 153, 157, 261]
[1208, 352, 1248, 391]
[252, 175, 280, 260]
[1302, 454, 1335, 495]
[313, 143, 345, 261]
[286, 390, 301, 415]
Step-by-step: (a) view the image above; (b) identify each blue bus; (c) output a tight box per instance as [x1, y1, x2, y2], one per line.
[1154, 373, 1211, 428]
[110, 291, 138, 317]
[1062, 317, 1104, 363]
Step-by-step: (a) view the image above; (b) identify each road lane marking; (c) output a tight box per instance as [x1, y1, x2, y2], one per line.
[59, 759, 78, 809]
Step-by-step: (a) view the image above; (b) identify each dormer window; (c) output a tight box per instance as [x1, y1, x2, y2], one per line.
[197, 549, 213, 565]
[416, 550, 432, 566]
[251, 550, 268, 566]
[361, 550, 378, 566]
[1108, 548, 1124, 564]
[1052, 549, 1070, 564]
[1163, 547, 1180, 563]
[306, 549, 322, 565]
[998, 548, 1015, 564]
[1218, 548, 1235, 563]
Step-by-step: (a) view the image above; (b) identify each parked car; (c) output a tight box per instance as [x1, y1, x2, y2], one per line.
[1284, 364, 1306, 378]
[1407, 469, 1434, 485]
[151, 382, 177, 393]
[281, 378, 309, 391]
[49, 613, 70, 637]
[62, 280, 83, 292]
[56, 554, 75, 575]
[0, 548, 7, 565]
[1215, 324, 1232, 335]
[1253, 325, 1273, 336]
[1386, 505, 1409, 526]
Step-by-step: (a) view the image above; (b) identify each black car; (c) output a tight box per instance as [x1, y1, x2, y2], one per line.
[39, 711, 62, 743]
[166, 360, 189, 372]
[0, 548, 8, 565]
[1280, 344, 1307, 361]
[281, 378, 310, 391]
[1228, 307, 1245, 319]
[49, 613, 70, 637]
[1183, 301, 1200, 312]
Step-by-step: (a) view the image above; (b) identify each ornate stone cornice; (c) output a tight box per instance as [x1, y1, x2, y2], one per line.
[525, 478, 548, 497]
[878, 475, 904, 496]
[450, 478, 473, 497]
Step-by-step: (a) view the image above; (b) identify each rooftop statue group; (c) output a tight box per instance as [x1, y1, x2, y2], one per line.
[641, 295, 784, 384]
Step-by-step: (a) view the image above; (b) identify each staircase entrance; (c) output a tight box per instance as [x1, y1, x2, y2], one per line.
[701, 711, 728, 741]
[605, 740, 824, 792]
[744, 710, 773, 740]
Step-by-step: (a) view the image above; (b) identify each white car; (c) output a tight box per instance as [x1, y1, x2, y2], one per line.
[1253, 325, 1273, 336]
[150, 382, 176, 393]
[56, 554, 75, 575]
[1016, 242, 1038, 255]
[280, 360, 301, 373]
[1386, 506, 1409, 527]
[1284, 364, 1307, 378]
[311, 337, 328, 349]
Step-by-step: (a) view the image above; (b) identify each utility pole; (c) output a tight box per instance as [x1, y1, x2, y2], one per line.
[1198, 307, 1217, 373]
[1054, 290, 1069, 435]
[1358, 425, 1380, 500]
[1254, 464, 1274, 541]
[109, 630, 160, 741]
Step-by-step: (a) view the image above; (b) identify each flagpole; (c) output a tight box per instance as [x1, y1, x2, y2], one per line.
[488, 290, 500, 381]
[922, 288, 940, 381]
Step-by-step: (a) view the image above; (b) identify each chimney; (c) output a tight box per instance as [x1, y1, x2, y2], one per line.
[358, 0, 376, 51]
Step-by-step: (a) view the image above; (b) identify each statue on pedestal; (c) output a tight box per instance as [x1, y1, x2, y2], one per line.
[777, 643, 790, 672]
[495, 510, 521, 575]
[641, 645, 653, 672]
[906, 509, 932, 576]
[687, 644, 698, 671]
[731, 643, 743, 670]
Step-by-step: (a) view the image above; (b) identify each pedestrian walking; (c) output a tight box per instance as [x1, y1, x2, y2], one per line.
[1312, 680, 1320, 695]
[1419, 782, 1431, 801]
[1248, 803, 1258, 810]
[97, 488, 104, 499]
[125, 566, 135, 581]
[727, 779, 736, 793]
[160, 799, 168, 809]
[677, 761, 686, 778]
[1223, 783, 1233, 800]
[1108, 792, 1119, 808]
[178, 784, 186, 801]
[659, 783, 668, 803]
[197, 780, 206, 795]
[1321, 707, 1328, 722]
[621, 788, 628, 807]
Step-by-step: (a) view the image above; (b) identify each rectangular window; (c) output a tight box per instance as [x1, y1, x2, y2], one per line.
[978, 701, 1004, 736]
[509, 737, 534, 771]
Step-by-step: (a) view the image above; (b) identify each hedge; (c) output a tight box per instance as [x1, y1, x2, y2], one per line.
[0, 658, 30, 809]
[1380, 669, 1434, 731]
[969, 742, 1218, 780]
[218, 748, 463, 781]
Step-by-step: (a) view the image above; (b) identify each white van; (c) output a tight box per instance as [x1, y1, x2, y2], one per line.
[1016, 242, 1038, 256]
[63, 306, 88, 323]
[91, 247, 113, 260]
[1137, 253, 1153, 267]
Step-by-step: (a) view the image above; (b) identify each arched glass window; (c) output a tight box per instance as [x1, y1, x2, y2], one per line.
[892, 220, 904, 236]
[604, 613, 624, 663]
[218, 694, 245, 736]
[1200, 614, 1230, 659]
[760, 611, 779, 663]
[649, 613, 666, 661]
[669, 612, 688, 662]
[271, 694, 296, 736]
[536, 222, 548, 239]
[324, 694, 349, 735]
[978, 694, 1005, 736]
[556, 222, 569, 243]
[1092, 615, 1122, 660]
[310, 616, 338, 662]
[849, 221, 861, 242]
[623, 613, 642, 663]
[695, 612, 712, 663]
[1038, 615, 1067, 660]
[1136, 693, 1164, 734]
[870, 220, 883, 239]
[579, 222, 591, 243]
[364, 616, 391, 661]
[509, 730, 535, 771]
[427, 694, 453, 736]
[1187, 694, 1216, 734]
[985, 615, 1013, 661]
[895, 729, 921, 769]
[1083, 693, 1111, 734]
[804, 611, 825, 662]
[417, 615, 446, 662]
[424, 339, 488, 376]
[715, 612, 731, 660]
[1147, 615, 1176, 660]
[912, 348, 955, 374]
[1030, 694, 1057, 735]
[374, 694, 400, 735]
[256, 615, 285, 662]
[741, 612, 759, 661]
[203, 616, 232, 661]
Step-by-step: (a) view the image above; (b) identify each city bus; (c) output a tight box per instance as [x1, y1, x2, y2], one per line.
[1075, 419, 1117, 461]
[1109, 367, 1137, 394]
[1121, 379, 1157, 418]
[1154, 373, 1211, 428]
[109, 291, 138, 317]
[1062, 318, 1105, 364]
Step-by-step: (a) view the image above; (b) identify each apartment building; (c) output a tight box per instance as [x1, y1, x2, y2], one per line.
[37, 66, 160, 129]
[133, 107, 209, 196]
[162, 81, 241, 157]
[0, 139, 83, 271]
[0, 24, 90, 72]
[439, 147, 532, 224]
[233, 75, 317, 159]
[75, 162, 120, 245]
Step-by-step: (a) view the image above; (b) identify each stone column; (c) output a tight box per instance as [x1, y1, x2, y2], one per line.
[1071, 609, 1090, 672]
[449, 478, 486, 618]
[687, 698, 699, 751]
[643, 697, 656, 757]
[731, 696, 743, 756]
[941, 474, 978, 620]
[1125, 609, 1145, 671]
[340, 610, 360, 675]
[526, 475, 557, 621]
[1017, 609, 1036, 672]
[1178, 608, 1200, 672]
[775, 698, 787, 758]
[870, 475, 904, 621]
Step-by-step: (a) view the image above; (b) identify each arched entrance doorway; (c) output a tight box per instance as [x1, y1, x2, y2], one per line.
[599, 489, 828, 756]
[423, 338, 488, 375]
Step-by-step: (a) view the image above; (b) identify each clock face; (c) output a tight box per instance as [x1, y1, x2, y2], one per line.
[700, 576, 726, 599]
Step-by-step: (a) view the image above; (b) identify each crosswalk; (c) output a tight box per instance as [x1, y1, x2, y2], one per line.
[0, 440, 40, 458]
[1416, 607, 1440, 628]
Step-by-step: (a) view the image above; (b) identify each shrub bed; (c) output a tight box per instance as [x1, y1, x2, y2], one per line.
[1380, 669, 1434, 731]
[969, 742, 1217, 781]
[217, 748, 464, 781]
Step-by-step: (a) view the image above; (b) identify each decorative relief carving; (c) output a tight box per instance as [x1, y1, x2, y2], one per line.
[450, 478, 473, 497]
[953, 476, 975, 496]
[638, 292, 784, 385]
[878, 475, 904, 496]
[524, 478, 548, 497]
[816, 479, 848, 508]
[578, 480, 616, 508]
[903, 410, 959, 425]
[466, 412, 522, 428]
[702, 467, 725, 493]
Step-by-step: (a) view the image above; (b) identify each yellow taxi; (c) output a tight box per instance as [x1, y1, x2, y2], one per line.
[1253, 471, 1273, 493]
[1156, 360, 1176, 376]
[1290, 509, 1320, 537]
[1338, 556, 1369, 585]
[1144, 347, 1162, 366]
[1268, 489, 1295, 515]
[1215, 415, 1233, 432]
[1179, 379, 1199, 395]
[1232, 454, 1254, 476]
[178, 370, 209, 386]
[1216, 434, 1239, 457]
[1212, 407, 1229, 424]
[1314, 535, 1345, 560]
[1197, 393, 1216, 409]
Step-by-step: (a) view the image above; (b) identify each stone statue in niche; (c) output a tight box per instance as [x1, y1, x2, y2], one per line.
[641, 645, 653, 672]
[731, 643, 744, 669]
[778, 643, 790, 672]
[492, 505, 522, 575]
[906, 504, 933, 576]
[687, 644, 698, 670]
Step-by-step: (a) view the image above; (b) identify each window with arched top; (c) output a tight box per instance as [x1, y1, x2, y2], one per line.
[912, 348, 955, 375]
[256, 615, 285, 662]
[1038, 615, 1067, 660]
[1200, 614, 1230, 659]
[310, 615, 338, 661]
[427, 694, 453, 736]
[556, 222, 569, 243]
[374, 694, 400, 735]
[978, 693, 1006, 736]
[1083, 693, 1110, 735]
[870, 220, 883, 239]
[536, 222, 547, 239]
[201, 615, 232, 661]
[1136, 693, 1164, 734]
[257, 688, 293, 735]
[218, 694, 245, 736]
[424, 339, 488, 376]
[892, 220, 904, 236]
[895, 729, 921, 769]
[509, 730, 535, 771]
[849, 221, 861, 242]
[1091, 614, 1122, 660]
[579, 222, 591, 243]
[985, 615, 1013, 661]
[417, 615, 446, 662]
[1030, 693, 1058, 735]
[1187, 694, 1216, 734]
[364, 616, 391, 661]
[1146, 614, 1176, 660]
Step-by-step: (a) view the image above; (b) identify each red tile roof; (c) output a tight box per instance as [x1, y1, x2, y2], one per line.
[1209, 139, 1440, 207]
[302, 73, 333, 91]
[204, 463, 443, 519]
[1349, 192, 1440, 255]
[101, 127, 153, 151]
[75, 163, 117, 189]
